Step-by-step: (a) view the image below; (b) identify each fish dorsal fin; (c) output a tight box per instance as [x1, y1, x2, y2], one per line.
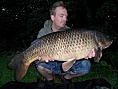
[62, 59, 76, 72]
[94, 47, 102, 63]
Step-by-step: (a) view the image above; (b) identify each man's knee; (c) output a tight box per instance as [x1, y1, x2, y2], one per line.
[81, 60, 91, 69]
[71, 60, 91, 74]
[80, 60, 91, 73]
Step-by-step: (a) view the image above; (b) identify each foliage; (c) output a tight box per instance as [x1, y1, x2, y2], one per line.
[102, 51, 118, 70]
[0, 1, 118, 88]
[94, 60, 112, 69]
[0, 1, 118, 87]
[95, 0, 118, 36]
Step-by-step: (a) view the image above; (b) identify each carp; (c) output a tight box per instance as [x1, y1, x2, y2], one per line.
[8, 29, 113, 81]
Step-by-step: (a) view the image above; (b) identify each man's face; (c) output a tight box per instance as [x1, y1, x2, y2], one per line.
[51, 7, 68, 30]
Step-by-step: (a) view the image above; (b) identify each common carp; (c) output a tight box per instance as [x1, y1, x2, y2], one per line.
[8, 29, 113, 81]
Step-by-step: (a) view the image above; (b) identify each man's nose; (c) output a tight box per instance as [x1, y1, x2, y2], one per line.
[63, 16, 67, 21]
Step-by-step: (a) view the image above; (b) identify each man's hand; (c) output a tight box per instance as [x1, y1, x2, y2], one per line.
[85, 49, 95, 59]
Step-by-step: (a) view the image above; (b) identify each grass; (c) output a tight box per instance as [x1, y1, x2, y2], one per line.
[0, 51, 118, 88]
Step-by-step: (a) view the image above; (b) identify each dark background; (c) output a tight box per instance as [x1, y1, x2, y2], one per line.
[0, 0, 118, 53]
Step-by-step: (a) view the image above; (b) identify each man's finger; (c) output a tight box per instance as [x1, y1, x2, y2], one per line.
[38, 57, 41, 60]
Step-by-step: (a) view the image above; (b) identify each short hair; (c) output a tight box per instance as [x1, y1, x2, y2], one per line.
[49, 1, 66, 16]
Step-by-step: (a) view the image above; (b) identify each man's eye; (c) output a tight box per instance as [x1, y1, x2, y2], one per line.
[60, 15, 63, 17]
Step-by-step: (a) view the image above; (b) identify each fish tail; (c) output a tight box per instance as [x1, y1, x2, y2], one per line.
[8, 53, 23, 69]
[16, 63, 29, 81]
[8, 53, 30, 81]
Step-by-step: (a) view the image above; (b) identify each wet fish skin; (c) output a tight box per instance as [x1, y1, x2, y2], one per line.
[8, 29, 113, 81]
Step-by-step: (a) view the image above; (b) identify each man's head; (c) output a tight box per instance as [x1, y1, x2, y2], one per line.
[50, 1, 68, 31]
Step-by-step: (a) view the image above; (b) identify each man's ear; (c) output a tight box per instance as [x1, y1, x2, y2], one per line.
[51, 15, 54, 21]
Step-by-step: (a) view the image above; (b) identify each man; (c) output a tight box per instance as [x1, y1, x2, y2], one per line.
[35, 1, 94, 88]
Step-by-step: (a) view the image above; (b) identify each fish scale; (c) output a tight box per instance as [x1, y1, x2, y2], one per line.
[8, 29, 113, 81]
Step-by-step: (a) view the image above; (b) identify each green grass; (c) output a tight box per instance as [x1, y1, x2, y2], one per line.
[0, 51, 118, 88]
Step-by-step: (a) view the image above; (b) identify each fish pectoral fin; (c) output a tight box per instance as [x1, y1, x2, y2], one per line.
[62, 59, 76, 72]
[16, 63, 29, 81]
[94, 47, 102, 63]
